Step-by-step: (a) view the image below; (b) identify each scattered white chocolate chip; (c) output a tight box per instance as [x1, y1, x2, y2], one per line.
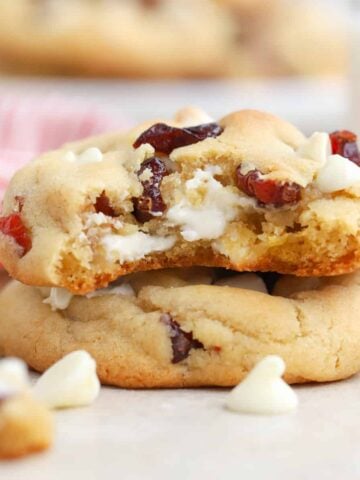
[225, 355, 298, 415]
[214, 273, 267, 293]
[315, 154, 360, 193]
[63, 147, 103, 165]
[33, 350, 100, 409]
[297, 132, 330, 167]
[86, 283, 135, 299]
[0, 357, 30, 392]
[43, 288, 73, 311]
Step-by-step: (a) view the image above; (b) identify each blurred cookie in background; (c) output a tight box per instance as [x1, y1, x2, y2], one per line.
[0, 0, 348, 78]
[0, 0, 236, 78]
[223, 0, 348, 77]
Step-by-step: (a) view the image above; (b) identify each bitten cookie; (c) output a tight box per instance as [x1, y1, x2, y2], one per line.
[1, 268, 360, 387]
[1, 108, 360, 293]
[0, 390, 54, 459]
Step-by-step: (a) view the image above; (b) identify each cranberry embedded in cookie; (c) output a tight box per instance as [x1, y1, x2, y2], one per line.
[330, 130, 360, 166]
[235, 168, 302, 207]
[94, 192, 117, 217]
[160, 313, 203, 363]
[133, 122, 223, 154]
[133, 156, 169, 222]
[0, 213, 31, 256]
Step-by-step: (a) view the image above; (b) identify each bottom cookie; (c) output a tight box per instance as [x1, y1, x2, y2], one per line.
[1, 268, 360, 388]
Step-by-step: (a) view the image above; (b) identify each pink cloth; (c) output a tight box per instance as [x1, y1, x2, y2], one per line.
[0, 95, 126, 202]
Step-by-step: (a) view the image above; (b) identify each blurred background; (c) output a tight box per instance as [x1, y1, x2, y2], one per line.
[0, 0, 358, 195]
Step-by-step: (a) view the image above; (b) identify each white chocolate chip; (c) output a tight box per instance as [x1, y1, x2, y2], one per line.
[33, 350, 100, 409]
[63, 147, 103, 165]
[77, 147, 103, 165]
[63, 151, 77, 163]
[214, 274, 267, 293]
[43, 288, 73, 311]
[225, 355, 298, 415]
[315, 154, 360, 193]
[297, 132, 330, 168]
[0, 357, 30, 392]
[174, 106, 214, 127]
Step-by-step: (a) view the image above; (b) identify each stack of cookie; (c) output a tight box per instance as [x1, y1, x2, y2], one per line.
[1, 107, 360, 388]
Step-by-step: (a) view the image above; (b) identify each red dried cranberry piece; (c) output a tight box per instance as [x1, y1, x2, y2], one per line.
[186, 123, 223, 139]
[236, 168, 301, 207]
[133, 156, 169, 222]
[133, 122, 223, 154]
[95, 192, 116, 217]
[161, 313, 203, 364]
[0, 213, 32, 255]
[330, 130, 360, 166]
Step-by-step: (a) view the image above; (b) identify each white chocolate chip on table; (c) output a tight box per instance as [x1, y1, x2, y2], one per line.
[33, 350, 100, 409]
[225, 355, 298, 415]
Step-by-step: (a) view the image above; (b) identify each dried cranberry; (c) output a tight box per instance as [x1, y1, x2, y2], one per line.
[0, 213, 32, 255]
[133, 156, 168, 222]
[330, 130, 360, 166]
[95, 192, 116, 217]
[161, 313, 203, 363]
[133, 122, 223, 154]
[236, 168, 301, 207]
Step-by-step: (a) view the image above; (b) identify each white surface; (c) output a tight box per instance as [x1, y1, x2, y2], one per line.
[2, 373, 360, 479]
[0, 76, 349, 134]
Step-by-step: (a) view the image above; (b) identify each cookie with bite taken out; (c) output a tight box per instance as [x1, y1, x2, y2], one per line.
[1, 108, 360, 294]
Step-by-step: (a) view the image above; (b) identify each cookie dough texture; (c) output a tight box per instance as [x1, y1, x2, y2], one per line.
[2, 109, 360, 293]
[0, 392, 54, 459]
[1, 270, 360, 388]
